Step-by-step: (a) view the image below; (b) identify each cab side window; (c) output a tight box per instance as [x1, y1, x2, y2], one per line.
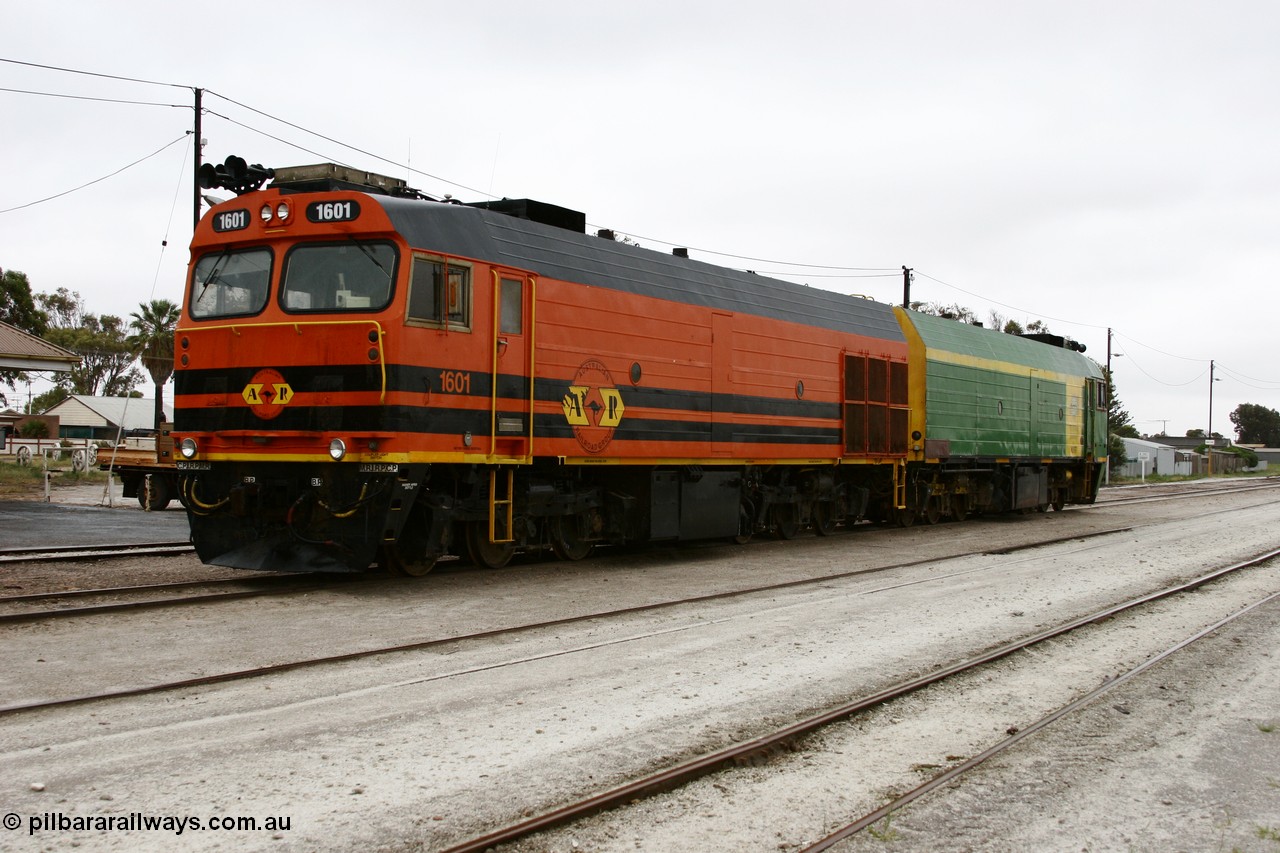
[408, 255, 471, 330]
[499, 277, 523, 334]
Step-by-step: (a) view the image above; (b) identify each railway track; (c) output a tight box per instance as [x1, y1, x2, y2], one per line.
[0, 477, 1267, 635]
[0, 530, 1012, 624]
[0, 573, 345, 625]
[1, 475, 1265, 580]
[437, 545, 1280, 853]
[8, 482, 1274, 711]
[0, 525, 1135, 717]
[1094, 476, 1280, 506]
[0, 541, 195, 564]
[800, 585, 1280, 851]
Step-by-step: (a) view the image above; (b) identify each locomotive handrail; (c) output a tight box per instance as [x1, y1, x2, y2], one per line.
[178, 319, 388, 403]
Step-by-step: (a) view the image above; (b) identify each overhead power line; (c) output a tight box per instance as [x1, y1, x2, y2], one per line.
[202, 109, 350, 169]
[914, 269, 1111, 332]
[1111, 330, 1211, 362]
[1113, 348, 1208, 387]
[594, 230, 900, 273]
[0, 85, 186, 108]
[0, 134, 190, 214]
[0, 57, 1241, 379]
[0, 56, 189, 90]
[204, 90, 482, 197]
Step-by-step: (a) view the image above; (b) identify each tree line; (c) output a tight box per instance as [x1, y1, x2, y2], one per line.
[1, 266, 178, 429]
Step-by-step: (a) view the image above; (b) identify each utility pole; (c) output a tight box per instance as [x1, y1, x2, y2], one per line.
[1104, 327, 1114, 484]
[901, 266, 912, 308]
[1207, 359, 1216, 475]
[192, 87, 203, 230]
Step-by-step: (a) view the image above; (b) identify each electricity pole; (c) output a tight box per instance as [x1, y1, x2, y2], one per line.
[192, 87, 203, 230]
[1207, 359, 1217, 475]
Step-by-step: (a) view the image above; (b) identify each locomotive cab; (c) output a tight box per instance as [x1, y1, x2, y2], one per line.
[175, 162, 554, 573]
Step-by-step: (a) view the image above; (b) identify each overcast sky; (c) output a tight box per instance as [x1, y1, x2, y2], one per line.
[3, 1, 1278, 437]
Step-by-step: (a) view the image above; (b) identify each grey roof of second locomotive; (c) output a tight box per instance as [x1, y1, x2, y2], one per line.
[376, 196, 906, 344]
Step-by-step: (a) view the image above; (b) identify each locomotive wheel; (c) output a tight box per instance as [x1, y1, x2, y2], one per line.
[895, 506, 916, 527]
[813, 501, 838, 536]
[466, 521, 515, 570]
[394, 553, 438, 576]
[550, 514, 594, 561]
[1052, 496, 1066, 511]
[951, 495, 968, 522]
[380, 544, 438, 577]
[772, 503, 799, 540]
[924, 497, 942, 525]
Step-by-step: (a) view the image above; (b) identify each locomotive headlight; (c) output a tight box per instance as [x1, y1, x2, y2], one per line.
[260, 204, 273, 223]
[275, 202, 291, 221]
[179, 438, 198, 459]
[328, 438, 347, 461]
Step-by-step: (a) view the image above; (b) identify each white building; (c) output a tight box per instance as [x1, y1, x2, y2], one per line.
[41, 395, 158, 441]
[1116, 436, 1185, 478]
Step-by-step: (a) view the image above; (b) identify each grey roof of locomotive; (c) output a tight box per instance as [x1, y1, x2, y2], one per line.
[376, 195, 906, 345]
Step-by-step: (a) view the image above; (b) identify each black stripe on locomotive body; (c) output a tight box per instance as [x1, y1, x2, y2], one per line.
[374, 197, 907, 346]
[176, 361, 842, 446]
[179, 364, 841, 419]
[532, 413, 842, 446]
[177, 405, 840, 448]
[553, 380, 841, 420]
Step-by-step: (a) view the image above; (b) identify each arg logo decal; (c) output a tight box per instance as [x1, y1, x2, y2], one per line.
[242, 368, 294, 420]
[561, 359, 625, 454]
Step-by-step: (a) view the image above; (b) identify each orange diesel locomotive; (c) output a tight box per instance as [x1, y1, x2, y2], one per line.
[173, 159, 1102, 574]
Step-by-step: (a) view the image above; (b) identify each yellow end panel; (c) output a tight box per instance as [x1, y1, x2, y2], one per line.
[1064, 379, 1085, 457]
[893, 306, 928, 456]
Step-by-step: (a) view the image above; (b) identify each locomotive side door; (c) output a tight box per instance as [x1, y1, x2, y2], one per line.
[490, 270, 535, 462]
[1084, 376, 1105, 458]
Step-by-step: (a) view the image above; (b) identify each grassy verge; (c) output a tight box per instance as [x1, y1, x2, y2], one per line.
[0, 460, 110, 499]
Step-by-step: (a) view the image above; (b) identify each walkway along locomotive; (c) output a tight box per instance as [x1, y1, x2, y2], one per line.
[172, 159, 1109, 574]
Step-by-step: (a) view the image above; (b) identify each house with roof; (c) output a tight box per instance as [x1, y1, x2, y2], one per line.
[40, 395, 159, 440]
[0, 320, 80, 374]
[0, 320, 80, 444]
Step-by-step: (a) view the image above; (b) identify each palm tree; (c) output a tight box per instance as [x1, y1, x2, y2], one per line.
[127, 299, 181, 430]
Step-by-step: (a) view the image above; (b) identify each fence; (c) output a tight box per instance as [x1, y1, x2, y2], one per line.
[1, 435, 153, 471]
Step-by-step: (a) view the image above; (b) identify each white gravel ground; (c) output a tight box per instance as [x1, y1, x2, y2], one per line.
[1, 480, 1277, 852]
